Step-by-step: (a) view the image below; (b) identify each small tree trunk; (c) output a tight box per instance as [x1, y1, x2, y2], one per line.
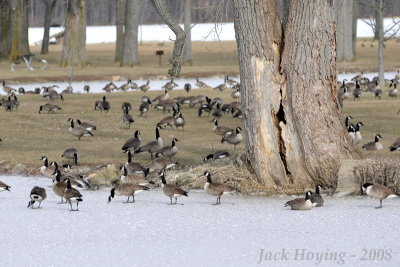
[20, 0, 30, 55]
[114, 0, 125, 62]
[0, 0, 12, 59]
[352, 0, 358, 56]
[60, 0, 88, 67]
[183, 0, 192, 65]
[336, 0, 354, 61]
[374, 4, 380, 40]
[41, 0, 56, 55]
[377, 0, 384, 83]
[9, 0, 21, 61]
[121, 0, 141, 67]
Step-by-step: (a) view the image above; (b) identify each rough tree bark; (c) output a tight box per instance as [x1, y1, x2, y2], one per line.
[377, 0, 384, 83]
[114, 0, 125, 62]
[60, 0, 88, 67]
[151, 0, 186, 77]
[183, 0, 192, 65]
[41, 0, 56, 55]
[20, 0, 30, 55]
[121, 0, 141, 67]
[9, 0, 22, 61]
[336, 0, 355, 61]
[0, 0, 12, 59]
[232, 0, 356, 189]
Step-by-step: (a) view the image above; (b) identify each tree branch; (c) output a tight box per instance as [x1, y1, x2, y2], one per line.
[151, 0, 186, 77]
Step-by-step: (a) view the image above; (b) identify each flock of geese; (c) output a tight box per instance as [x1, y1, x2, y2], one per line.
[0, 72, 399, 211]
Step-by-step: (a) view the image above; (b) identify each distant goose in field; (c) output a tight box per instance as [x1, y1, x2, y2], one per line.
[203, 151, 230, 161]
[17, 87, 25, 94]
[95, 96, 110, 112]
[121, 102, 132, 111]
[83, 85, 90, 93]
[211, 103, 223, 119]
[39, 156, 56, 177]
[138, 80, 150, 92]
[337, 86, 348, 108]
[154, 101, 179, 114]
[119, 78, 137, 91]
[347, 124, 356, 142]
[389, 137, 400, 151]
[221, 127, 243, 150]
[354, 122, 364, 145]
[374, 83, 382, 99]
[157, 110, 178, 129]
[231, 87, 240, 99]
[214, 77, 228, 91]
[139, 99, 152, 117]
[27, 186, 47, 209]
[0, 180, 11, 192]
[108, 182, 149, 204]
[141, 96, 151, 104]
[135, 126, 163, 159]
[231, 107, 242, 118]
[121, 130, 142, 152]
[344, 115, 353, 129]
[122, 106, 135, 129]
[203, 171, 237, 205]
[77, 119, 96, 131]
[284, 191, 313, 210]
[160, 171, 188, 205]
[310, 185, 324, 207]
[152, 89, 169, 103]
[120, 166, 154, 186]
[43, 90, 64, 101]
[52, 173, 67, 204]
[147, 158, 178, 173]
[162, 78, 178, 91]
[362, 134, 383, 151]
[42, 85, 59, 93]
[124, 151, 150, 175]
[39, 103, 62, 114]
[156, 138, 178, 159]
[2, 80, 16, 94]
[53, 169, 83, 189]
[362, 183, 398, 208]
[174, 112, 185, 130]
[68, 118, 93, 140]
[197, 97, 213, 117]
[64, 178, 83, 211]
[195, 78, 209, 88]
[353, 80, 361, 100]
[62, 148, 78, 165]
[221, 102, 239, 113]
[212, 118, 233, 136]
[184, 83, 192, 93]
[388, 82, 398, 98]
[226, 75, 239, 86]
[351, 71, 364, 82]
[102, 81, 117, 93]
[62, 85, 73, 94]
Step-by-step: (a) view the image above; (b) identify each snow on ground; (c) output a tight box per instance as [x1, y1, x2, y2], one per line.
[0, 175, 399, 267]
[28, 19, 400, 45]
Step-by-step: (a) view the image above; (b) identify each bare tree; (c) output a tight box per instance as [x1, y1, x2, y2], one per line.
[60, 0, 88, 67]
[151, 0, 186, 77]
[183, 0, 192, 65]
[336, 0, 355, 61]
[114, 0, 125, 62]
[121, 0, 141, 67]
[0, 0, 12, 60]
[40, 0, 56, 55]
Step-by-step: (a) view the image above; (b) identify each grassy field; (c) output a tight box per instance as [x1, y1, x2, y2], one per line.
[0, 38, 399, 83]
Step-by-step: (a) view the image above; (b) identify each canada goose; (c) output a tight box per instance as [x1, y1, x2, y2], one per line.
[188, 95, 207, 107]
[374, 82, 382, 99]
[147, 158, 178, 173]
[64, 178, 83, 211]
[354, 122, 364, 145]
[203, 151, 230, 161]
[211, 103, 223, 119]
[43, 90, 64, 101]
[108, 182, 149, 204]
[62, 85, 73, 94]
[153, 101, 179, 114]
[389, 137, 400, 151]
[284, 191, 313, 210]
[203, 171, 237, 205]
[212, 119, 233, 136]
[160, 171, 188, 204]
[362, 183, 398, 208]
[2, 80, 16, 94]
[68, 118, 94, 140]
[2, 96, 14, 111]
[388, 83, 398, 98]
[174, 112, 185, 130]
[310, 185, 324, 207]
[42, 85, 59, 93]
[156, 138, 178, 159]
[152, 89, 169, 103]
[395, 69, 400, 81]
[119, 78, 137, 91]
[347, 124, 356, 142]
[77, 119, 96, 131]
[362, 134, 383, 151]
[0, 180, 11, 192]
[27, 186, 47, 209]
[83, 85, 90, 93]
[138, 80, 150, 92]
[9, 95, 19, 110]
[141, 96, 150, 104]
[121, 102, 132, 111]
[139, 99, 152, 117]
[214, 77, 228, 91]
[157, 110, 178, 129]
[231, 88, 240, 99]
[221, 102, 239, 113]
[122, 106, 135, 129]
[221, 127, 243, 150]
[212, 97, 223, 105]
[135, 127, 163, 159]
[231, 107, 243, 118]
[120, 166, 154, 186]
[39, 156, 56, 177]
[38, 103, 62, 114]
[195, 78, 208, 88]
[162, 78, 178, 91]
[98, 96, 110, 112]
[337, 87, 348, 107]
[226, 75, 239, 86]
[62, 148, 78, 165]
[351, 71, 364, 82]
[52, 173, 67, 204]
[124, 151, 150, 175]
[53, 169, 83, 189]
[353, 80, 361, 100]
[121, 130, 142, 152]
[102, 82, 117, 93]
[197, 97, 213, 117]
[344, 115, 353, 129]
[184, 83, 192, 93]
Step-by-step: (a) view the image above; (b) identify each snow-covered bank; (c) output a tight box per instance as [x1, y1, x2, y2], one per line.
[28, 18, 400, 45]
[0, 175, 399, 267]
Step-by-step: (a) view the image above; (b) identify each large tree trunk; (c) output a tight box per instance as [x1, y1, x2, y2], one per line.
[9, 0, 22, 61]
[60, 0, 88, 67]
[121, 0, 141, 67]
[183, 0, 192, 65]
[0, 0, 12, 60]
[336, 0, 355, 61]
[114, 0, 125, 62]
[41, 0, 56, 55]
[233, 0, 356, 189]
[20, 0, 30, 55]
[377, 0, 384, 83]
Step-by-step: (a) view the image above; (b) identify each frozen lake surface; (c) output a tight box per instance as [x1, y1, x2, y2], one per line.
[0, 175, 399, 267]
